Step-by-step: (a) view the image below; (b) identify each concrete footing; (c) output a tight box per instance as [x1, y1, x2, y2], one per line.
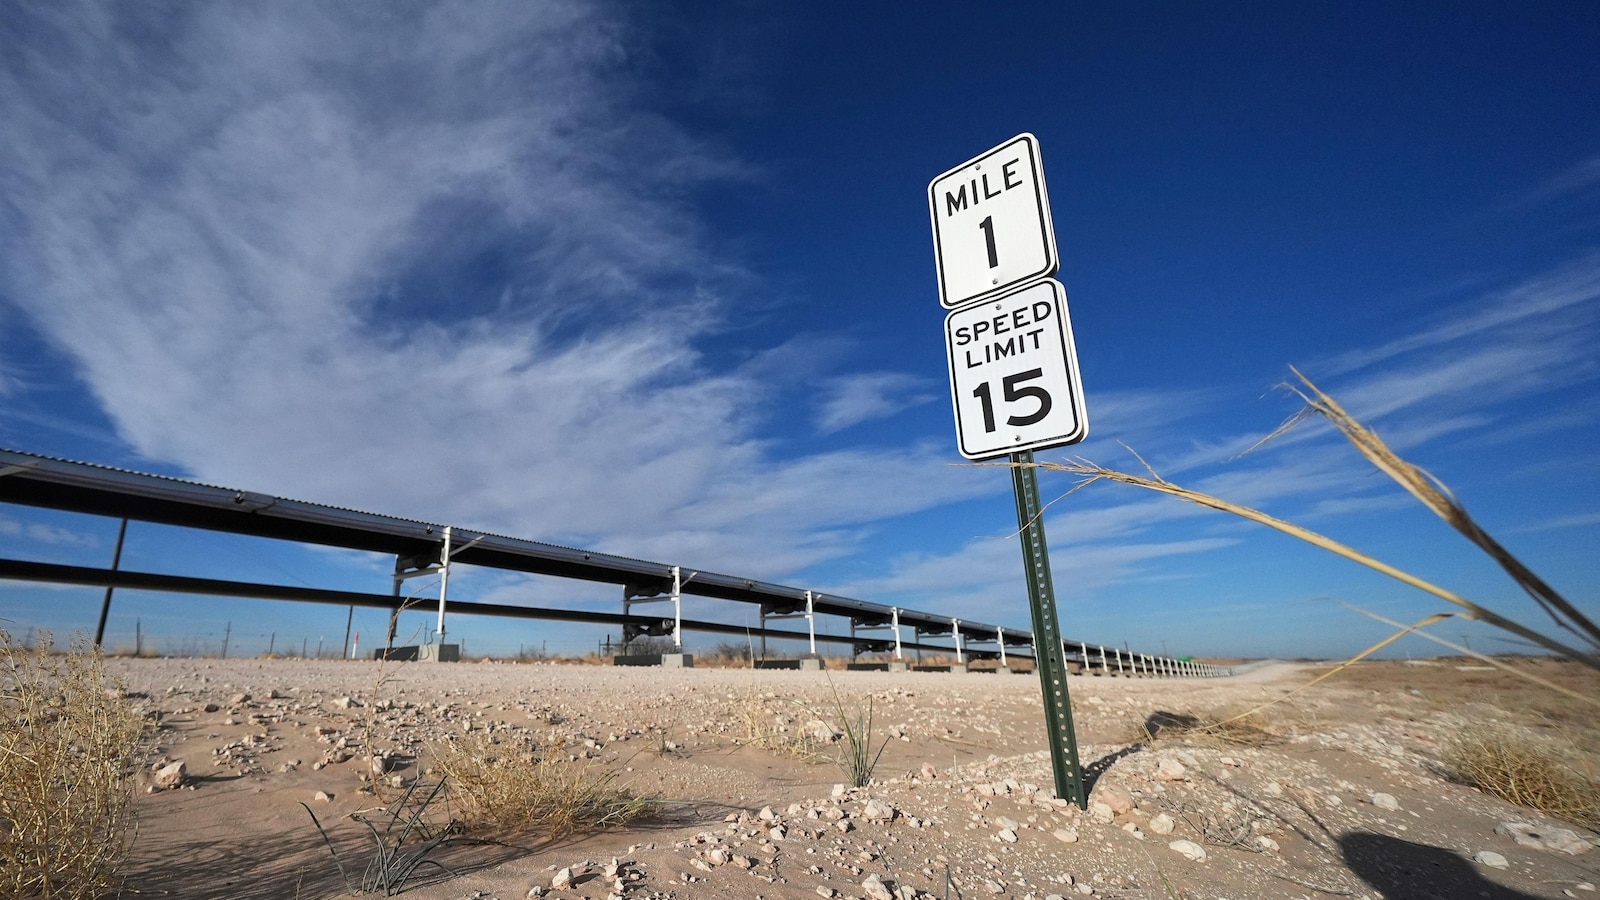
[798, 657, 825, 671]
[374, 644, 459, 662]
[612, 653, 694, 667]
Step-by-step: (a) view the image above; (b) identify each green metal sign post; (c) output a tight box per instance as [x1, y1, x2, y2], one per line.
[1010, 449, 1087, 808]
[930, 134, 1089, 807]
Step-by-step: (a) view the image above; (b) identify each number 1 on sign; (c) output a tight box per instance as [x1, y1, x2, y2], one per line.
[978, 216, 998, 268]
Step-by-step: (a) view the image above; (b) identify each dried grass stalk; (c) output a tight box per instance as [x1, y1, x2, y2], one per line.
[0, 630, 145, 899]
[1025, 432, 1599, 672]
[1274, 366, 1600, 653]
[428, 732, 648, 836]
[1445, 724, 1600, 829]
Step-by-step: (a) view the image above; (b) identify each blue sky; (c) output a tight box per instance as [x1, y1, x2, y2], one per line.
[1, 1, 1597, 661]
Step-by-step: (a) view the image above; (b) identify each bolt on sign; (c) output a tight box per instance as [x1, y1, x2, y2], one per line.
[928, 133, 1058, 309]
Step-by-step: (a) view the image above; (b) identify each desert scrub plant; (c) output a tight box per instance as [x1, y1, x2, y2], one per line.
[426, 731, 649, 836]
[825, 685, 889, 788]
[1, 629, 145, 899]
[303, 777, 462, 896]
[1445, 722, 1600, 829]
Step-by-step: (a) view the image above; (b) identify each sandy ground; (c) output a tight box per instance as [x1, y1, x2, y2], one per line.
[105, 656, 1600, 900]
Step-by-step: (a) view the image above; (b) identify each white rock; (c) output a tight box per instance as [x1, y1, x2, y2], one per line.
[153, 760, 186, 790]
[862, 798, 896, 822]
[1257, 835, 1280, 852]
[313, 790, 333, 802]
[551, 867, 574, 889]
[1496, 822, 1595, 855]
[1089, 801, 1115, 824]
[1097, 785, 1134, 814]
[1149, 813, 1175, 835]
[1156, 759, 1187, 781]
[758, 805, 778, 821]
[1371, 792, 1400, 811]
[1474, 850, 1510, 869]
[1052, 827, 1079, 843]
[1168, 839, 1207, 861]
[805, 719, 840, 743]
[862, 874, 895, 900]
[997, 828, 1018, 843]
[526, 887, 546, 898]
[816, 887, 836, 899]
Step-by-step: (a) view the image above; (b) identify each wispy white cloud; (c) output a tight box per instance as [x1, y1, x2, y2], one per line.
[1514, 155, 1600, 207]
[0, 515, 98, 547]
[814, 373, 938, 433]
[1509, 512, 1600, 534]
[1317, 252, 1600, 383]
[0, 2, 994, 583]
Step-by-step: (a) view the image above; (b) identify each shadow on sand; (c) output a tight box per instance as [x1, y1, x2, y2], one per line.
[1339, 831, 1542, 900]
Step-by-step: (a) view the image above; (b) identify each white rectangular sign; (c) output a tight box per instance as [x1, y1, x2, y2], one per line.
[945, 279, 1087, 459]
[929, 133, 1058, 309]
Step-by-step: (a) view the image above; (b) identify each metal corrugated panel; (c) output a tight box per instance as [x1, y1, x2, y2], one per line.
[0, 447, 1032, 646]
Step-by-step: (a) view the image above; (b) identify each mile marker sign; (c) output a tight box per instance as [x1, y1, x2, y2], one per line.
[929, 133, 1058, 309]
[944, 279, 1087, 459]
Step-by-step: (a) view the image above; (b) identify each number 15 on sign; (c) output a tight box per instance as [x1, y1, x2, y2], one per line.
[944, 279, 1088, 460]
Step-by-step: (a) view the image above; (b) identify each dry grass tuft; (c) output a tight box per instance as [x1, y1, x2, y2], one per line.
[427, 731, 650, 837]
[1445, 723, 1600, 829]
[1, 630, 145, 899]
[736, 693, 827, 760]
[1133, 709, 1279, 748]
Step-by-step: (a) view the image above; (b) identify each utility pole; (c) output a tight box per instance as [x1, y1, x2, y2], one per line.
[94, 518, 129, 649]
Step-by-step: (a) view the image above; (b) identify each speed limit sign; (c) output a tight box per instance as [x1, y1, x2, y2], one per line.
[944, 279, 1087, 459]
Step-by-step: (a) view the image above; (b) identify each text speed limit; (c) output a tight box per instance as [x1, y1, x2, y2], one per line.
[944, 280, 1088, 460]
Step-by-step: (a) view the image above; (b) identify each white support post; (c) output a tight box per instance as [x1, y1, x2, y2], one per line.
[1115, 648, 1125, 675]
[1099, 646, 1108, 674]
[436, 526, 453, 640]
[953, 619, 964, 664]
[892, 607, 903, 660]
[805, 590, 817, 657]
[671, 565, 683, 651]
[1080, 641, 1089, 672]
[997, 626, 1007, 668]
